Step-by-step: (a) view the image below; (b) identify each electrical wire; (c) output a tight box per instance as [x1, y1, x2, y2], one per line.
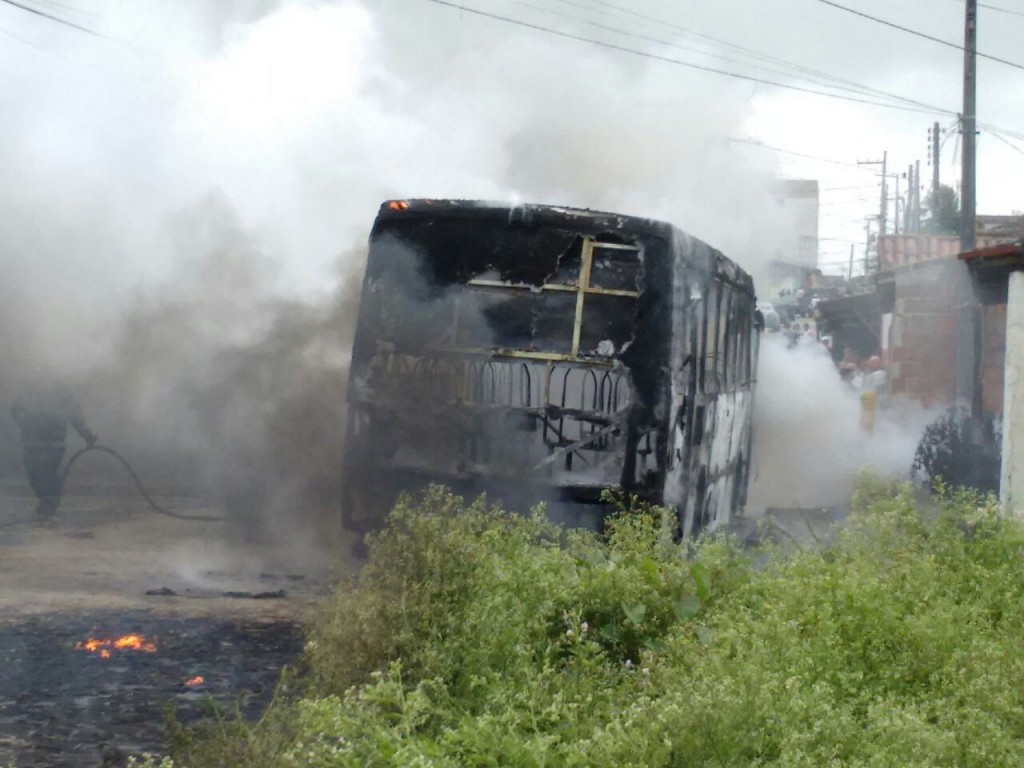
[979, 1, 1024, 17]
[541, 0, 1024, 140]
[515, 0, 958, 112]
[941, 0, 1024, 19]
[814, 0, 1024, 72]
[422, 0, 954, 114]
[730, 138, 878, 170]
[538, 0, 960, 114]
[986, 128, 1024, 157]
[515, 0, 912, 99]
[0, 0, 99, 35]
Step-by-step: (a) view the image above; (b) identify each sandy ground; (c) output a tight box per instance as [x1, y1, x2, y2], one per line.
[0, 480, 357, 622]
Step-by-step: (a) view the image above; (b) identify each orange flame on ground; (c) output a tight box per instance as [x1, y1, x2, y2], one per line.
[76, 634, 158, 657]
[184, 676, 205, 687]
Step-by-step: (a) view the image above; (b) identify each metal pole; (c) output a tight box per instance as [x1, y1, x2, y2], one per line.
[894, 172, 901, 234]
[961, 0, 977, 252]
[932, 122, 941, 197]
[880, 150, 888, 238]
[956, 0, 981, 424]
[917, 161, 925, 231]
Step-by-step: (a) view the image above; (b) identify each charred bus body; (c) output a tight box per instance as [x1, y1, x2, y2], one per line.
[343, 200, 761, 537]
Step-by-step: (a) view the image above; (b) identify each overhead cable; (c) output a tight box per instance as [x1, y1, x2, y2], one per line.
[730, 138, 878, 170]
[515, 0, 952, 112]
[423, 0, 954, 114]
[815, 0, 1024, 72]
[0, 0, 98, 35]
[545, 0, 953, 113]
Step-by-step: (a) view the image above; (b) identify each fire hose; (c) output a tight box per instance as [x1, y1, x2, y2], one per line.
[58, 444, 224, 522]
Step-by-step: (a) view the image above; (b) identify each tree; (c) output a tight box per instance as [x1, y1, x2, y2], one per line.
[923, 184, 961, 235]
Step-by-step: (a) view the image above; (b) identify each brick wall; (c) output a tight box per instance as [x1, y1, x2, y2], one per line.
[886, 259, 1008, 416]
[982, 303, 1007, 415]
[888, 261, 959, 407]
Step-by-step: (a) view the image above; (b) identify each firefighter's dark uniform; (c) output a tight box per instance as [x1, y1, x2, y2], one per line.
[11, 386, 97, 519]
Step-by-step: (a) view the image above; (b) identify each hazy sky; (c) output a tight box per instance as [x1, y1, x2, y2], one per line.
[0, 0, 1020, 289]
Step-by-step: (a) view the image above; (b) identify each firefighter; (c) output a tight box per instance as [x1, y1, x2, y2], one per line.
[10, 382, 97, 521]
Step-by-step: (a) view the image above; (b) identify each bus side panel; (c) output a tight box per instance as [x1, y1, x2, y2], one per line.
[661, 232, 708, 536]
[663, 236, 757, 538]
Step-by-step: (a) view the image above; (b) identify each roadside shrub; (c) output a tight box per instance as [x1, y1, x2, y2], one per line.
[165, 478, 1024, 767]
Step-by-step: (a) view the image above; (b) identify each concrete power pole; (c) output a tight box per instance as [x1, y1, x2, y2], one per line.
[956, 0, 981, 424]
[894, 172, 901, 234]
[915, 159, 922, 230]
[961, 0, 978, 252]
[931, 122, 941, 197]
[879, 150, 889, 238]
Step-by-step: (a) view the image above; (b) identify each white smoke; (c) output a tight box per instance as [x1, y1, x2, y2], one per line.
[748, 335, 934, 512]
[0, 0, 819, 545]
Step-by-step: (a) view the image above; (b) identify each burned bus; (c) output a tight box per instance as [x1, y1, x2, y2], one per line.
[342, 199, 761, 538]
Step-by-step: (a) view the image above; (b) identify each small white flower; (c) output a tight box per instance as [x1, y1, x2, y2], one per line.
[624, 659, 634, 668]
[565, 628, 575, 637]
[641, 667, 650, 677]
[580, 621, 589, 633]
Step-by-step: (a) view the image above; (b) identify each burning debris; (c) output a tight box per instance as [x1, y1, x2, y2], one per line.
[0, 613, 303, 767]
[75, 634, 158, 659]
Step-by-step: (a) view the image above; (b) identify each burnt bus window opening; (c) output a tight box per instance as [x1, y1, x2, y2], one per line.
[369, 230, 644, 363]
[701, 279, 752, 394]
[465, 237, 642, 361]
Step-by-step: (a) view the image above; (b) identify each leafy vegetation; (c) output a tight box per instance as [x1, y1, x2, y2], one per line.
[912, 407, 1001, 493]
[141, 478, 1024, 767]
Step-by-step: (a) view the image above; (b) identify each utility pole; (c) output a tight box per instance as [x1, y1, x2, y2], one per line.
[858, 153, 888, 243]
[931, 122, 941, 196]
[956, 0, 981, 426]
[864, 217, 875, 276]
[894, 172, 902, 234]
[879, 150, 888, 238]
[961, 0, 978, 252]
[914, 159, 922, 230]
[848, 244, 855, 281]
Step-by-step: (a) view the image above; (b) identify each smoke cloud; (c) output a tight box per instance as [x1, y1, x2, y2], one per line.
[748, 335, 933, 513]
[0, 0, 822, 549]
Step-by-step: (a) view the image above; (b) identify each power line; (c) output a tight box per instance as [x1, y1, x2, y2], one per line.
[730, 138, 877, 169]
[980, 2, 1024, 17]
[0, 0, 98, 35]
[987, 128, 1024, 157]
[575, 0, 1024, 138]
[942, 0, 1024, 19]
[422, 0, 953, 114]
[543, 0, 957, 114]
[515, 0, 953, 109]
[515, 0, 932, 103]
[815, 0, 1024, 72]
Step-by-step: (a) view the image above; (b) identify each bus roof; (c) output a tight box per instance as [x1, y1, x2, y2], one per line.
[374, 199, 677, 239]
[373, 198, 755, 294]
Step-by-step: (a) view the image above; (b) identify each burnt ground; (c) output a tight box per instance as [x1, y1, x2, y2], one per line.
[0, 613, 304, 767]
[0, 478, 358, 767]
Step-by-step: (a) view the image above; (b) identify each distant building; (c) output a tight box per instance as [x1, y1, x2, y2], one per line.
[775, 179, 819, 272]
[765, 180, 819, 297]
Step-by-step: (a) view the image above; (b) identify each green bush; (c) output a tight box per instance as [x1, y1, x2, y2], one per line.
[158, 479, 1024, 767]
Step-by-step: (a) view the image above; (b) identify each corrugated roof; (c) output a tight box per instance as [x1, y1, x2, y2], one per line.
[959, 240, 1024, 262]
